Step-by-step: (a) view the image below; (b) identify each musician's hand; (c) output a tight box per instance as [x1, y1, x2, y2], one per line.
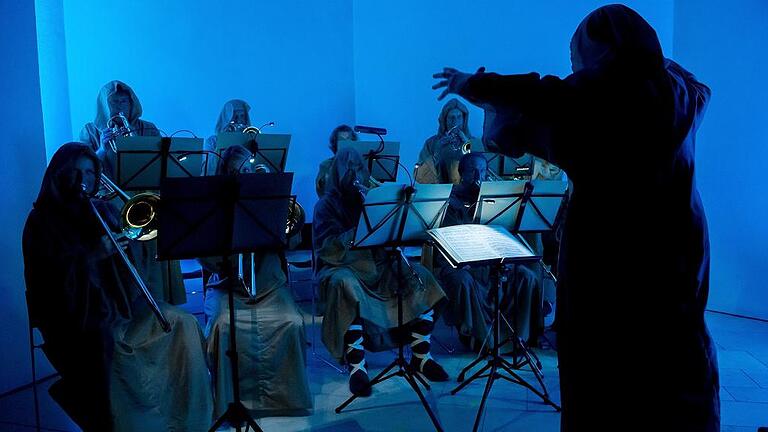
[100, 128, 119, 148]
[116, 235, 131, 252]
[432, 67, 485, 101]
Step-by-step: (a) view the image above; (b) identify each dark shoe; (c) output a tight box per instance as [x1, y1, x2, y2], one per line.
[410, 355, 449, 382]
[349, 368, 372, 397]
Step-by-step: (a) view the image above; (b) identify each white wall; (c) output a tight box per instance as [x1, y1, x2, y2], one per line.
[62, 0, 356, 213]
[0, 1, 50, 393]
[351, 0, 674, 172]
[674, 0, 768, 319]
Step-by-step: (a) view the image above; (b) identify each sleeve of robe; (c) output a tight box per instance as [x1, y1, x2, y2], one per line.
[457, 71, 584, 174]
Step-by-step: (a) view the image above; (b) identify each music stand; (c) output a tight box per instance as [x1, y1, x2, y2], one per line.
[158, 173, 294, 432]
[477, 151, 505, 181]
[217, 132, 291, 173]
[114, 136, 205, 191]
[446, 180, 566, 432]
[337, 140, 400, 183]
[500, 153, 534, 180]
[334, 182, 452, 432]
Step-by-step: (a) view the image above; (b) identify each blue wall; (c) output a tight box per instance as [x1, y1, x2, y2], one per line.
[352, 0, 674, 172]
[61, 0, 356, 213]
[674, 0, 768, 319]
[0, 1, 50, 393]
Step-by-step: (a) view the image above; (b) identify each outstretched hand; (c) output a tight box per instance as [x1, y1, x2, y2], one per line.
[432, 66, 486, 100]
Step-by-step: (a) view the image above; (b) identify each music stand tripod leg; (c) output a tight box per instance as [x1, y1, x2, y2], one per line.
[209, 256, 264, 432]
[334, 249, 443, 432]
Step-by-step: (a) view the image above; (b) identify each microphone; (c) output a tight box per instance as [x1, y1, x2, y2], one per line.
[354, 125, 387, 136]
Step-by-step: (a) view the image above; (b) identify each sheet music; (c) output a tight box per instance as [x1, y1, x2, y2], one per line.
[433, 225, 502, 262]
[428, 224, 535, 265]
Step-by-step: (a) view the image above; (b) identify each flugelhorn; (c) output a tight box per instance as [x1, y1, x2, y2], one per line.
[445, 125, 472, 155]
[105, 112, 133, 153]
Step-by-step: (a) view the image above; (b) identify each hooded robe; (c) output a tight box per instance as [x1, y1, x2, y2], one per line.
[80, 80, 185, 305]
[313, 148, 446, 361]
[452, 5, 718, 430]
[23, 143, 212, 432]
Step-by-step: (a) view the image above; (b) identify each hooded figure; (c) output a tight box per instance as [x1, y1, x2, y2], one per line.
[198, 145, 312, 419]
[203, 99, 252, 175]
[79, 80, 160, 160]
[434, 5, 718, 431]
[23, 143, 212, 432]
[313, 147, 448, 396]
[437, 153, 542, 348]
[78, 81, 184, 305]
[416, 98, 479, 184]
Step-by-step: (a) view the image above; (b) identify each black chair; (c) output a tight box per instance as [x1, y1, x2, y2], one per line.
[24, 291, 59, 432]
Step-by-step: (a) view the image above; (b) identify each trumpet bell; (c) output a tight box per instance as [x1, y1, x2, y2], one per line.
[121, 192, 160, 241]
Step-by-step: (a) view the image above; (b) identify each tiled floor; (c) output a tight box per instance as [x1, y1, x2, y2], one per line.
[2, 305, 766, 431]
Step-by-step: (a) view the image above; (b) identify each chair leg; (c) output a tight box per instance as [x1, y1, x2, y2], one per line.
[29, 326, 41, 432]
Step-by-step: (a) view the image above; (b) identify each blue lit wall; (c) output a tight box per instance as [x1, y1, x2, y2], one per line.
[0, 1, 49, 393]
[674, 0, 768, 319]
[61, 0, 356, 214]
[352, 0, 674, 173]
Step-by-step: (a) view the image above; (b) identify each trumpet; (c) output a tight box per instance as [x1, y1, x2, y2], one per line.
[96, 173, 160, 242]
[105, 112, 133, 153]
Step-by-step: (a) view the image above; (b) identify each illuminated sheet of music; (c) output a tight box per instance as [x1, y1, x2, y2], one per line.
[429, 224, 535, 265]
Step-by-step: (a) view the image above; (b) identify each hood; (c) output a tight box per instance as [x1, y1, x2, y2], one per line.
[92, 80, 144, 129]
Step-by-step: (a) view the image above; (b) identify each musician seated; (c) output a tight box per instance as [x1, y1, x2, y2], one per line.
[22, 143, 213, 432]
[416, 98, 481, 184]
[79, 80, 160, 174]
[316, 124, 358, 197]
[199, 145, 312, 418]
[313, 147, 449, 397]
[203, 99, 252, 176]
[436, 153, 542, 350]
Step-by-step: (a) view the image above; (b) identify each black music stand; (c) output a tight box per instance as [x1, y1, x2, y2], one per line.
[500, 153, 534, 180]
[217, 132, 290, 173]
[114, 136, 205, 191]
[158, 173, 294, 432]
[337, 140, 400, 183]
[334, 182, 452, 432]
[445, 180, 566, 432]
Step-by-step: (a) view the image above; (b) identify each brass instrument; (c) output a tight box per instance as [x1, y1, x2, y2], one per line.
[245, 162, 305, 238]
[445, 125, 472, 155]
[105, 112, 133, 153]
[84, 183, 170, 332]
[97, 174, 160, 241]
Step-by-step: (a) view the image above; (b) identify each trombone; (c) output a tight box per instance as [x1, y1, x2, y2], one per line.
[97, 174, 160, 241]
[84, 181, 170, 332]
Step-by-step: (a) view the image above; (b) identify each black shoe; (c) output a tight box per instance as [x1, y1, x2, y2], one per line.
[349, 369, 372, 397]
[410, 355, 449, 382]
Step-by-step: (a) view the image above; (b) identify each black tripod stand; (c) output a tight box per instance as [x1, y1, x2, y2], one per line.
[159, 173, 296, 432]
[334, 183, 452, 432]
[209, 254, 263, 432]
[451, 262, 560, 431]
